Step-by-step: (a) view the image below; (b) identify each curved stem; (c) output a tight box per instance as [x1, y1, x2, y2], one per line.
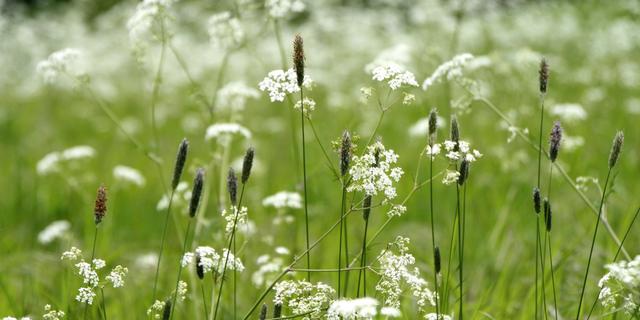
[300, 90, 311, 281]
[169, 218, 193, 320]
[152, 189, 176, 301]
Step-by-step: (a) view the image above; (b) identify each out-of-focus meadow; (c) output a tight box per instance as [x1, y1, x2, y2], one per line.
[1, 0, 640, 319]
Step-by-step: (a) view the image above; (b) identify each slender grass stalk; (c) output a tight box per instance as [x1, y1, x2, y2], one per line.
[100, 288, 107, 320]
[431, 153, 440, 319]
[577, 131, 623, 318]
[83, 226, 99, 320]
[149, 19, 167, 151]
[356, 195, 372, 297]
[84, 185, 107, 320]
[212, 184, 246, 320]
[152, 189, 175, 300]
[443, 196, 459, 312]
[300, 89, 311, 281]
[337, 186, 346, 297]
[540, 213, 548, 320]
[586, 206, 640, 319]
[456, 183, 463, 320]
[201, 283, 209, 319]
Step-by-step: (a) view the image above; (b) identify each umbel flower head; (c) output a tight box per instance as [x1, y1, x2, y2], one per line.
[293, 34, 305, 87]
[549, 121, 562, 162]
[189, 169, 205, 218]
[94, 184, 107, 225]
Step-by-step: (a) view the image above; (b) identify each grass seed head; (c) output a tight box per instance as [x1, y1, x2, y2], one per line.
[451, 116, 460, 151]
[273, 302, 282, 318]
[189, 168, 205, 218]
[544, 198, 552, 232]
[539, 58, 549, 94]
[94, 184, 107, 225]
[293, 34, 305, 87]
[227, 167, 238, 206]
[549, 121, 562, 162]
[363, 195, 372, 220]
[428, 108, 438, 145]
[608, 131, 624, 169]
[241, 147, 255, 184]
[458, 159, 470, 185]
[533, 187, 541, 214]
[172, 138, 189, 190]
[162, 299, 171, 320]
[259, 303, 268, 320]
[340, 130, 351, 177]
[195, 254, 204, 280]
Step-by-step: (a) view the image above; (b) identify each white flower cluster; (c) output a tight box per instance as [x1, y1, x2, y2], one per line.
[550, 103, 587, 122]
[147, 300, 166, 319]
[36, 145, 96, 175]
[425, 314, 453, 320]
[113, 165, 146, 187]
[265, 0, 306, 18]
[42, 305, 64, 320]
[36, 48, 84, 84]
[348, 142, 404, 201]
[273, 280, 335, 319]
[371, 62, 418, 90]
[208, 12, 244, 50]
[252, 248, 290, 287]
[598, 255, 640, 315]
[182, 246, 244, 273]
[205, 123, 252, 145]
[60, 247, 128, 305]
[263, 191, 302, 210]
[127, 0, 176, 50]
[258, 68, 312, 102]
[221, 206, 248, 234]
[422, 53, 474, 91]
[327, 297, 379, 320]
[375, 237, 436, 315]
[37, 220, 70, 244]
[217, 81, 260, 112]
[294, 98, 316, 115]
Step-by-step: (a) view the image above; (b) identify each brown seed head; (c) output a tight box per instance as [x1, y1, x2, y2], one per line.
[94, 184, 107, 225]
[608, 131, 624, 169]
[539, 58, 549, 94]
[293, 34, 305, 87]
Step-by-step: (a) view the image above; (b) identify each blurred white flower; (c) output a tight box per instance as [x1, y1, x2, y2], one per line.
[134, 253, 159, 270]
[61, 146, 95, 160]
[217, 81, 260, 112]
[550, 103, 587, 122]
[262, 191, 302, 209]
[113, 165, 146, 187]
[294, 97, 316, 115]
[36, 146, 95, 176]
[208, 12, 244, 50]
[422, 53, 474, 91]
[36, 48, 84, 83]
[598, 255, 640, 315]
[205, 123, 252, 144]
[127, 0, 177, 50]
[371, 63, 418, 90]
[327, 297, 379, 319]
[37, 220, 70, 244]
[105, 265, 128, 288]
[258, 68, 312, 102]
[266, 0, 306, 18]
[380, 306, 402, 318]
[42, 304, 64, 320]
[273, 280, 335, 318]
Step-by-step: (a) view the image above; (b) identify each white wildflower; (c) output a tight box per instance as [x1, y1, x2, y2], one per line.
[327, 297, 379, 319]
[262, 191, 302, 209]
[402, 93, 416, 105]
[177, 281, 188, 301]
[217, 81, 260, 112]
[252, 254, 286, 287]
[42, 304, 64, 320]
[61, 247, 82, 261]
[76, 262, 99, 287]
[598, 255, 640, 314]
[425, 144, 441, 158]
[266, 0, 306, 18]
[550, 103, 587, 122]
[61, 146, 95, 160]
[371, 62, 418, 90]
[221, 206, 248, 234]
[135, 253, 159, 270]
[76, 287, 96, 305]
[38, 220, 70, 244]
[113, 165, 146, 187]
[348, 141, 403, 201]
[205, 123, 252, 145]
[273, 280, 335, 318]
[208, 12, 244, 50]
[92, 259, 106, 270]
[380, 306, 402, 318]
[426, 314, 453, 320]
[147, 300, 165, 319]
[127, 0, 176, 50]
[294, 98, 316, 115]
[105, 265, 128, 288]
[275, 247, 290, 255]
[258, 68, 312, 102]
[442, 170, 460, 185]
[36, 48, 84, 83]
[36, 152, 62, 175]
[422, 53, 474, 91]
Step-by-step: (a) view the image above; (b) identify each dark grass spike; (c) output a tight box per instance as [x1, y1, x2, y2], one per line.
[94, 184, 107, 225]
[533, 188, 541, 214]
[241, 147, 254, 184]
[189, 169, 205, 217]
[227, 167, 238, 207]
[172, 138, 189, 190]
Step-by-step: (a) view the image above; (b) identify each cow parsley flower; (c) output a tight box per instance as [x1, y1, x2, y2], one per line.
[380, 306, 402, 318]
[426, 314, 453, 320]
[76, 287, 96, 305]
[441, 140, 482, 163]
[252, 249, 290, 287]
[442, 169, 460, 185]
[422, 53, 474, 91]
[217, 81, 260, 112]
[181, 247, 244, 273]
[177, 281, 188, 301]
[105, 265, 128, 288]
[208, 12, 244, 50]
[550, 103, 587, 122]
[294, 98, 316, 115]
[205, 123, 252, 145]
[42, 305, 64, 320]
[327, 297, 379, 319]
[221, 206, 248, 234]
[273, 280, 335, 319]
[36, 146, 96, 176]
[127, 0, 176, 52]
[61, 247, 82, 261]
[598, 255, 640, 315]
[347, 141, 403, 201]
[113, 165, 146, 187]
[266, 0, 306, 18]
[375, 237, 436, 314]
[36, 48, 84, 84]
[258, 68, 312, 102]
[38, 220, 71, 244]
[263, 191, 302, 209]
[147, 300, 165, 319]
[371, 63, 418, 90]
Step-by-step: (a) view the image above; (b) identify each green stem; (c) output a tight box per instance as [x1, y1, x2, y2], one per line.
[83, 226, 99, 320]
[201, 283, 209, 319]
[535, 215, 540, 320]
[150, 20, 167, 151]
[456, 184, 463, 320]
[300, 89, 311, 281]
[429, 155, 440, 319]
[152, 189, 176, 301]
[169, 218, 194, 320]
[547, 233, 558, 320]
[576, 168, 613, 319]
[337, 186, 346, 297]
[356, 203, 370, 297]
[100, 287, 107, 320]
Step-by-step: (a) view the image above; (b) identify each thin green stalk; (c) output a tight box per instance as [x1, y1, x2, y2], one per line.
[535, 216, 540, 320]
[535, 92, 546, 320]
[429, 155, 440, 319]
[149, 19, 167, 151]
[343, 202, 351, 294]
[169, 218, 194, 320]
[306, 118, 339, 178]
[540, 221, 548, 320]
[212, 185, 246, 320]
[443, 199, 459, 312]
[100, 287, 107, 320]
[356, 197, 370, 297]
[300, 90, 311, 281]
[152, 189, 176, 301]
[576, 168, 613, 319]
[201, 283, 209, 319]
[83, 226, 99, 320]
[337, 186, 346, 297]
[456, 184, 463, 320]
[546, 165, 558, 319]
[586, 206, 640, 319]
